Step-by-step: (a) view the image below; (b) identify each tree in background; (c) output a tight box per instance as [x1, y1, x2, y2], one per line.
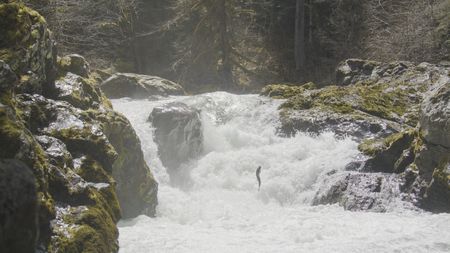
[363, 0, 449, 63]
[22, 0, 450, 91]
[24, 0, 143, 71]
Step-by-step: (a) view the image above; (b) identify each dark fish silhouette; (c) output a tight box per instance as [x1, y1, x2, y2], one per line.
[256, 166, 262, 191]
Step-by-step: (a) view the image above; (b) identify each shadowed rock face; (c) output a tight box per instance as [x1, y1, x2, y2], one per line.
[101, 73, 185, 99]
[149, 102, 202, 183]
[0, 3, 158, 252]
[0, 159, 38, 253]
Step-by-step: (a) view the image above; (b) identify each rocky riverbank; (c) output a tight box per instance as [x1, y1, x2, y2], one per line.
[262, 59, 450, 212]
[0, 3, 157, 252]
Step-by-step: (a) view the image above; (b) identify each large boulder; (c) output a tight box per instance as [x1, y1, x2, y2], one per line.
[313, 171, 413, 212]
[0, 3, 159, 252]
[0, 159, 38, 253]
[149, 102, 202, 181]
[100, 73, 185, 99]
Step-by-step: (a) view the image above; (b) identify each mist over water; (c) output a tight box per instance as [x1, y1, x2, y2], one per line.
[112, 92, 450, 253]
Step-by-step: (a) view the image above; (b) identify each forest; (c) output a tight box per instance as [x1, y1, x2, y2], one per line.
[1, 0, 450, 253]
[24, 0, 450, 91]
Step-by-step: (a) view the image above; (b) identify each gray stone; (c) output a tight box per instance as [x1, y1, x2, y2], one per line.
[101, 73, 185, 99]
[149, 102, 202, 180]
[420, 83, 450, 149]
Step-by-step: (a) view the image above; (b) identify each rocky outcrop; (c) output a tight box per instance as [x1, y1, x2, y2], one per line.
[336, 59, 449, 87]
[0, 3, 158, 252]
[149, 102, 202, 182]
[100, 73, 185, 99]
[262, 59, 450, 212]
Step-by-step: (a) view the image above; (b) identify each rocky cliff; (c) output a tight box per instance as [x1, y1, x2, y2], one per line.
[0, 3, 158, 252]
[262, 59, 450, 212]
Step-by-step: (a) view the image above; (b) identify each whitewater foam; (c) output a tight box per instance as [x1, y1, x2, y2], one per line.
[112, 92, 450, 253]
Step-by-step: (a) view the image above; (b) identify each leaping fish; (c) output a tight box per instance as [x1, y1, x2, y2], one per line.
[256, 166, 262, 191]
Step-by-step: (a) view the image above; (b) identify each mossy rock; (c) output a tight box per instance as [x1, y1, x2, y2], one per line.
[86, 109, 158, 218]
[360, 129, 418, 173]
[57, 54, 90, 78]
[0, 104, 55, 247]
[51, 72, 112, 110]
[274, 80, 421, 127]
[260, 82, 317, 99]
[0, 2, 56, 94]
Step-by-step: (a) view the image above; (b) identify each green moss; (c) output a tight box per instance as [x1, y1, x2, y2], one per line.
[261, 84, 305, 98]
[358, 128, 417, 156]
[0, 3, 46, 48]
[279, 81, 416, 124]
[51, 127, 118, 171]
[0, 109, 22, 158]
[75, 156, 111, 183]
[358, 138, 384, 156]
[53, 224, 117, 253]
[280, 94, 313, 110]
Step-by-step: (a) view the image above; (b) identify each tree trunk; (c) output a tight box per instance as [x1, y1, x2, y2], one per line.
[295, 0, 306, 82]
[218, 0, 233, 89]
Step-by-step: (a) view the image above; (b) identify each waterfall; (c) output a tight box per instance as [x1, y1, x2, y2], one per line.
[112, 92, 450, 253]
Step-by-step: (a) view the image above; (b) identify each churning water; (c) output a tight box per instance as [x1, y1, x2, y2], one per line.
[112, 92, 450, 253]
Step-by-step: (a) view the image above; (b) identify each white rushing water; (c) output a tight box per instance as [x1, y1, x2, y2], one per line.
[112, 92, 450, 253]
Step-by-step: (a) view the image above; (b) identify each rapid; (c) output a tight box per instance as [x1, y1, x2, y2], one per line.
[111, 92, 450, 253]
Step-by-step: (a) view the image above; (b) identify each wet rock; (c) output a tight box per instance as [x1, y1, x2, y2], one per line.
[35, 135, 73, 169]
[93, 109, 159, 218]
[149, 102, 203, 174]
[360, 130, 417, 173]
[57, 54, 90, 78]
[101, 73, 185, 99]
[420, 82, 450, 149]
[52, 72, 108, 110]
[313, 171, 414, 212]
[279, 108, 399, 140]
[0, 159, 38, 253]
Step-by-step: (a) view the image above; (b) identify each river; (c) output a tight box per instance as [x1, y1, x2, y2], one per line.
[112, 92, 450, 253]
